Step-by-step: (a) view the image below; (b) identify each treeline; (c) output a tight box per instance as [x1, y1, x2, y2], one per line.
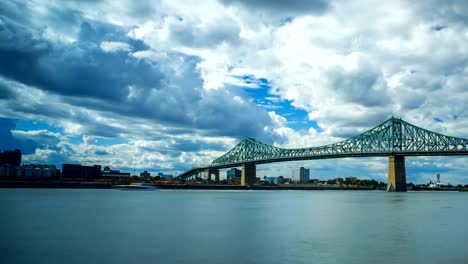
[309, 178, 386, 187]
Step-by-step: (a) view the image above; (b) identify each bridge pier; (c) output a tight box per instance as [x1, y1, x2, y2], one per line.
[206, 168, 220, 183]
[387, 155, 407, 192]
[241, 164, 256, 186]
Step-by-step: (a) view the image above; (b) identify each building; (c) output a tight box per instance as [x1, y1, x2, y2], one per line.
[162, 174, 173, 180]
[292, 167, 310, 183]
[0, 164, 18, 177]
[156, 172, 173, 180]
[226, 168, 242, 183]
[101, 170, 131, 178]
[140, 171, 151, 180]
[21, 164, 57, 178]
[263, 176, 280, 185]
[62, 164, 102, 179]
[101, 166, 131, 178]
[0, 149, 21, 166]
[278, 176, 290, 184]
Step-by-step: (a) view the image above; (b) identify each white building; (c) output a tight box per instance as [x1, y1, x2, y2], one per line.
[292, 167, 310, 183]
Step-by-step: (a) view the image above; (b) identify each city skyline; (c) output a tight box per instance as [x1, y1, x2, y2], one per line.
[1, 1, 468, 183]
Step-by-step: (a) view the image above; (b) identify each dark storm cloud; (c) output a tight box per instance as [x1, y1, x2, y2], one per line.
[0, 17, 155, 101]
[0, 1, 30, 25]
[78, 21, 148, 50]
[43, 6, 84, 34]
[0, 6, 275, 140]
[0, 82, 14, 99]
[220, 0, 329, 16]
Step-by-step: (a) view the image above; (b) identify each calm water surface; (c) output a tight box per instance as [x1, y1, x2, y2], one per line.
[1, 189, 467, 264]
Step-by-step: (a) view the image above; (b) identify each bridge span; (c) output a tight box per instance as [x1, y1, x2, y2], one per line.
[178, 117, 468, 191]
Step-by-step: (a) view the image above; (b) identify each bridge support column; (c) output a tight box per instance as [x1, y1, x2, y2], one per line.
[241, 164, 256, 187]
[206, 168, 220, 183]
[387, 155, 407, 192]
[205, 169, 211, 181]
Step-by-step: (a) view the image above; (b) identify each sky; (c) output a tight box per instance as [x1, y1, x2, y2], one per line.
[1, 0, 468, 184]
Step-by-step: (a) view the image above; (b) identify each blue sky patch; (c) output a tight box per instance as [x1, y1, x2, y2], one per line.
[94, 137, 129, 146]
[16, 120, 63, 133]
[241, 76, 322, 131]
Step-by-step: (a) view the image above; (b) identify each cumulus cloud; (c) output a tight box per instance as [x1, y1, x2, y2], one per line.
[166, 16, 241, 48]
[0, 6, 275, 139]
[100, 41, 132, 52]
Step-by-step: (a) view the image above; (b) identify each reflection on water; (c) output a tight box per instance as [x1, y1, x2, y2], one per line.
[1, 189, 467, 264]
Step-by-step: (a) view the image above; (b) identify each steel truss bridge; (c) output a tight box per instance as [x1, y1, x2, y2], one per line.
[179, 117, 468, 191]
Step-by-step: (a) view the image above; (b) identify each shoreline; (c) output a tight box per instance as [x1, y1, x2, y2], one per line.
[0, 181, 376, 190]
[152, 183, 378, 191]
[0, 180, 464, 191]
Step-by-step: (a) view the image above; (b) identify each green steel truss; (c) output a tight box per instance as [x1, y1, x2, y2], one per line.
[210, 117, 468, 168]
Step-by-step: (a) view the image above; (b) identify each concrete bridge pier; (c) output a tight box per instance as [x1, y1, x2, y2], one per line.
[241, 164, 256, 186]
[387, 155, 407, 192]
[206, 168, 220, 183]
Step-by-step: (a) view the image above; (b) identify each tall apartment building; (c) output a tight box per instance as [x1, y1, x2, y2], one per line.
[292, 167, 310, 183]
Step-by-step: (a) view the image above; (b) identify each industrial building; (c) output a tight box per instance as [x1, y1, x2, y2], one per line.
[0, 164, 19, 177]
[0, 164, 57, 178]
[62, 164, 102, 179]
[21, 164, 57, 178]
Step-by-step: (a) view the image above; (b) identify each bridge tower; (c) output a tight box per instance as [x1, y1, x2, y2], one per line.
[387, 155, 407, 192]
[241, 164, 256, 186]
[206, 168, 220, 183]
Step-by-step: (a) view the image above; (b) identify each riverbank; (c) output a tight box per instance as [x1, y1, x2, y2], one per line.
[0, 181, 377, 190]
[152, 183, 377, 190]
[1, 181, 467, 191]
[0, 181, 114, 189]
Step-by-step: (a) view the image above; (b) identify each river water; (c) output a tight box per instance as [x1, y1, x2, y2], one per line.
[1, 189, 467, 264]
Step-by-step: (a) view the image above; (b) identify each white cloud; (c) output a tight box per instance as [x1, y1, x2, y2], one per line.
[100, 41, 132, 52]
